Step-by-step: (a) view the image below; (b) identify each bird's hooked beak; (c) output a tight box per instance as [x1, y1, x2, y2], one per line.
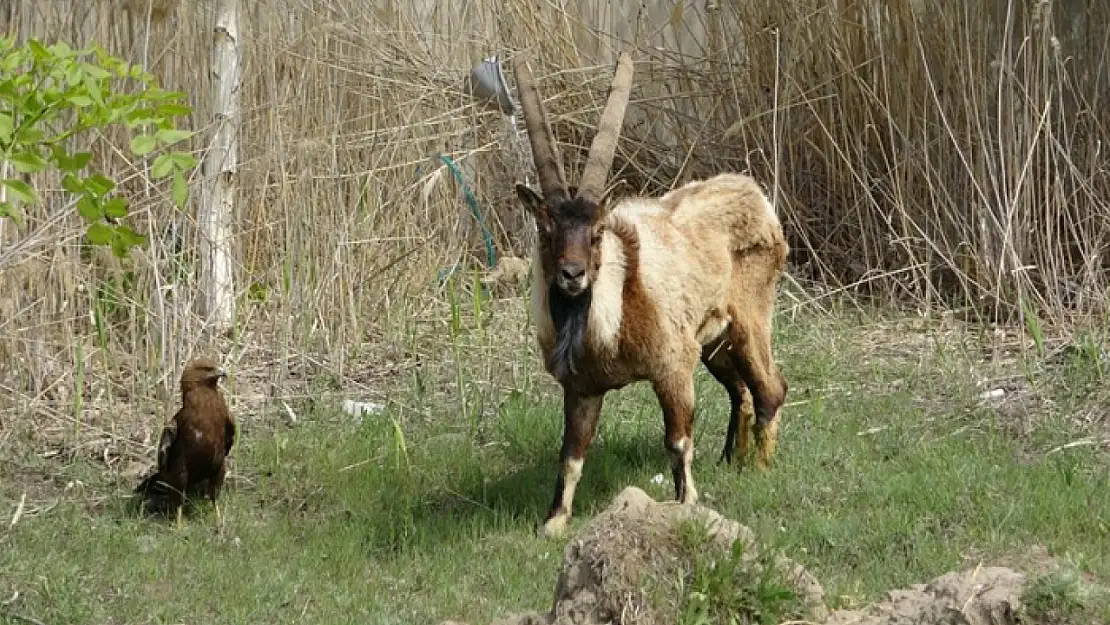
[210, 368, 228, 381]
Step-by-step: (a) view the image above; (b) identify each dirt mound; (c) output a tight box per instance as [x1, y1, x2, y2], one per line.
[825, 566, 1026, 625]
[444, 487, 1031, 625]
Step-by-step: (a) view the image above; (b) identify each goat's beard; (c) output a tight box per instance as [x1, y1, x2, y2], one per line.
[547, 281, 592, 381]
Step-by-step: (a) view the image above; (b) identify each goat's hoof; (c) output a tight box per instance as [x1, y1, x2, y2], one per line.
[539, 513, 570, 538]
[719, 453, 743, 469]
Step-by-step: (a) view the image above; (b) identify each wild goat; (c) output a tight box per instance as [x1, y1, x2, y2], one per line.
[512, 52, 790, 537]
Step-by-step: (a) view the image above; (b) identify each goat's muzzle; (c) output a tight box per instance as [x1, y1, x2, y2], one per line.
[556, 260, 588, 296]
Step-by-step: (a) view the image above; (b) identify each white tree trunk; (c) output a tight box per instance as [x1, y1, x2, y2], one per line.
[198, 0, 240, 331]
[0, 159, 8, 249]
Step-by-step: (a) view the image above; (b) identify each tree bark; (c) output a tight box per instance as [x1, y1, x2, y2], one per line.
[198, 0, 240, 332]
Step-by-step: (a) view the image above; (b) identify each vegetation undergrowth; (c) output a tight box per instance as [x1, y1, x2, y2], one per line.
[2, 2, 1109, 623]
[2, 305, 1109, 624]
[674, 519, 803, 625]
[1021, 568, 1110, 624]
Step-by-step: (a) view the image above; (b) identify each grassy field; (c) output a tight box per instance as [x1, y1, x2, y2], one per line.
[2, 306, 1109, 624]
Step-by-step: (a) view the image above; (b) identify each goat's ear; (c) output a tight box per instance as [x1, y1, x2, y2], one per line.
[515, 184, 545, 217]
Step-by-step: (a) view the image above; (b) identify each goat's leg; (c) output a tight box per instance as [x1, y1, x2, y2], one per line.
[735, 386, 754, 462]
[541, 388, 604, 538]
[702, 343, 755, 466]
[727, 317, 787, 470]
[722, 384, 754, 465]
[653, 370, 699, 505]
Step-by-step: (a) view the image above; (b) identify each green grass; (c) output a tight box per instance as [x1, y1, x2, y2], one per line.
[1022, 569, 1110, 624]
[674, 518, 807, 625]
[2, 311, 1109, 624]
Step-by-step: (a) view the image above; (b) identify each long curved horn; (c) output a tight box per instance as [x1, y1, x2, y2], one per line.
[513, 53, 568, 202]
[576, 52, 634, 205]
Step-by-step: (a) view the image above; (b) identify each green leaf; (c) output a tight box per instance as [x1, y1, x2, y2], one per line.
[50, 144, 70, 168]
[65, 63, 84, 87]
[27, 40, 49, 60]
[0, 49, 27, 73]
[158, 103, 193, 117]
[71, 151, 92, 170]
[80, 62, 110, 80]
[84, 174, 116, 197]
[41, 87, 63, 106]
[19, 125, 44, 143]
[0, 79, 18, 100]
[103, 197, 127, 219]
[116, 224, 145, 246]
[124, 109, 158, 128]
[110, 236, 129, 258]
[67, 94, 93, 107]
[0, 200, 13, 218]
[172, 169, 189, 208]
[61, 173, 84, 195]
[9, 150, 49, 173]
[155, 128, 193, 145]
[109, 225, 147, 258]
[86, 222, 113, 245]
[1, 178, 38, 204]
[82, 75, 104, 106]
[130, 134, 156, 156]
[0, 112, 12, 142]
[150, 154, 173, 179]
[76, 195, 100, 221]
[50, 41, 73, 57]
[170, 152, 197, 171]
[128, 65, 153, 82]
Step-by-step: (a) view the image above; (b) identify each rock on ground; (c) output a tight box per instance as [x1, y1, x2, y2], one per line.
[443, 486, 1031, 625]
[825, 566, 1026, 625]
[446, 486, 825, 625]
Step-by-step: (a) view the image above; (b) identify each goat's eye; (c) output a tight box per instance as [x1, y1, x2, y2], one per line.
[591, 231, 603, 246]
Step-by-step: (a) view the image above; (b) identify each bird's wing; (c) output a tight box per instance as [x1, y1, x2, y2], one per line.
[134, 471, 160, 494]
[208, 388, 236, 457]
[224, 418, 237, 456]
[156, 415, 180, 471]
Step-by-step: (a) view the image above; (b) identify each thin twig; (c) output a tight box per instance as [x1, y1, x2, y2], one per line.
[8, 493, 25, 529]
[1046, 438, 1109, 455]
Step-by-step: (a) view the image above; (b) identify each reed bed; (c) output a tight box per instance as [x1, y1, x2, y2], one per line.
[0, 0, 1106, 458]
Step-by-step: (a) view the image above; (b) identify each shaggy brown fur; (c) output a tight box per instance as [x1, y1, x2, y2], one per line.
[514, 52, 790, 538]
[135, 357, 236, 523]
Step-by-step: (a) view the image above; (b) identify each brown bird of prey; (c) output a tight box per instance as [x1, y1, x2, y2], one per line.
[135, 357, 236, 525]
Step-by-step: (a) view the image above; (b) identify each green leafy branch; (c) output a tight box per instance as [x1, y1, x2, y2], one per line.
[0, 37, 197, 258]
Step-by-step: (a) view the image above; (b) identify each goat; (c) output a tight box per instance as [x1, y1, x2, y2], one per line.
[512, 52, 790, 538]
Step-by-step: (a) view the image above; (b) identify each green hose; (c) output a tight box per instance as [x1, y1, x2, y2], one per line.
[438, 153, 497, 271]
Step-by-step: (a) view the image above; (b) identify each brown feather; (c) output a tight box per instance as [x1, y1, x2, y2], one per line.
[135, 357, 236, 518]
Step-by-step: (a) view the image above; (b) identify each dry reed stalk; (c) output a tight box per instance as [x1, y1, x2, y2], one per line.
[0, 0, 1106, 461]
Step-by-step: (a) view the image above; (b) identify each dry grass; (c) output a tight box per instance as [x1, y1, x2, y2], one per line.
[0, 0, 1108, 473]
